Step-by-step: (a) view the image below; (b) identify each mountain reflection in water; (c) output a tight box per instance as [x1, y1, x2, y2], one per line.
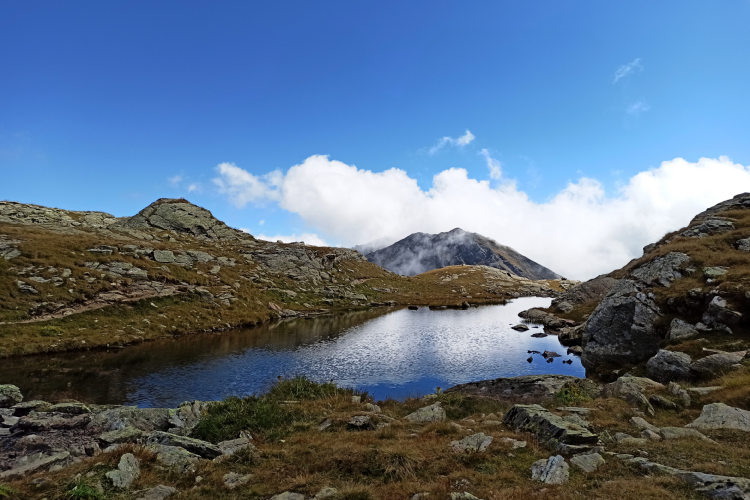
[0, 297, 584, 406]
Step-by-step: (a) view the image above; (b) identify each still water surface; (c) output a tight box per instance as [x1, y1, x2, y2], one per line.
[0, 297, 584, 406]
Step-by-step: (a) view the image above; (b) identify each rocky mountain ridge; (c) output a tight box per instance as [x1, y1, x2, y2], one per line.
[365, 228, 561, 279]
[0, 198, 570, 357]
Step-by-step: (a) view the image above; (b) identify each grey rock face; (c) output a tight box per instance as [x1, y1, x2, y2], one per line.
[149, 444, 200, 474]
[602, 376, 662, 416]
[681, 217, 735, 237]
[450, 432, 493, 453]
[736, 237, 750, 252]
[582, 280, 662, 372]
[570, 452, 605, 473]
[0, 385, 23, 408]
[502, 404, 598, 447]
[404, 402, 446, 423]
[99, 426, 145, 446]
[667, 318, 699, 341]
[0, 201, 117, 229]
[217, 435, 255, 457]
[691, 351, 747, 379]
[530, 455, 569, 484]
[688, 403, 750, 432]
[152, 250, 176, 263]
[702, 297, 743, 327]
[550, 275, 618, 314]
[0, 235, 21, 260]
[630, 252, 690, 287]
[115, 198, 247, 241]
[89, 406, 171, 432]
[106, 453, 140, 489]
[646, 349, 693, 382]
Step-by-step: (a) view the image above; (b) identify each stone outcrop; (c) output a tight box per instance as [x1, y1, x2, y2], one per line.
[447, 375, 596, 403]
[113, 198, 249, 241]
[404, 402, 446, 423]
[687, 403, 750, 432]
[502, 404, 598, 449]
[646, 349, 693, 382]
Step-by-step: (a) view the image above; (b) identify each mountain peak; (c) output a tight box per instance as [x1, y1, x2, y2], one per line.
[366, 229, 560, 279]
[115, 198, 250, 240]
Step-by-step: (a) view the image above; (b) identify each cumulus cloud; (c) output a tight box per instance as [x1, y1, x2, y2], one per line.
[613, 57, 643, 84]
[168, 174, 183, 186]
[213, 162, 281, 206]
[627, 100, 651, 115]
[428, 129, 475, 154]
[256, 233, 328, 247]
[213, 155, 750, 280]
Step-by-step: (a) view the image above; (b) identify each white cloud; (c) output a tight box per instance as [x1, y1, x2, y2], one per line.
[626, 101, 651, 115]
[613, 57, 643, 84]
[168, 174, 183, 186]
[256, 233, 328, 247]
[480, 148, 502, 180]
[213, 162, 280, 207]
[428, 129, 475, 154]
[187, 183, 200, 193]
[213, 155, 750, 280]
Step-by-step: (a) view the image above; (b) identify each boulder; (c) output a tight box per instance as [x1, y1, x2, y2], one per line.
[217, 435, 255, 457]
[0, 451, 70, 479]
[152, 250, 176, 263]
[602, 376, 661, 416]
[681, 218, 735, 237]
[347, 415, 375, 430]
[511, 324, 529, 332]
[89, 406, 171, 432]
[582, 281, 662, 373]
[736, 237, 750, 252]
[630, 252, 690, 287]
[270, 493, 306, 500]
[530, 455, 569, 484]
[667, 318, 699, 341]
[106, 453, 141, 489]
[570, 452, 605, 473]
[658, 427, 714, 442]
[404, 402, 445, 423]
[691, 351, 747, 379]
[0, 384, 23, 408]
[702, 296, 743, 327]
[223, 472, 252, 490]
[149, 444, 200, 474]
[450, 433, 493, 453]
[646, 350, 693, 382]
[136, 485, 177, 500]
[502, 404, 598, 448]
[99, 426, 145, 446]
[687, 403, 750, 432]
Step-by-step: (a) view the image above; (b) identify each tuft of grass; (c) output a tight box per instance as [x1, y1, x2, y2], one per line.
[0, 485, 17, 499]
[192, 376, 354, 443]
[554, 381, 593, 406]
[63, 479, 105, 500]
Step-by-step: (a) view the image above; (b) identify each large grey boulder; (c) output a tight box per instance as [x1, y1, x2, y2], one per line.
[502, 404, 598, 448]
[89, 406, 172, 432]
[582, 280, 662, 373]
[570, 452, 605, 473]
[646, 350, 693, 382]
[149, 444, 200, 474]
[404, 402, 446, 423]
[0, 384, 23, 408]
[667, 318, 699, 341]
[106, 453, 141, 489]
[702, 297, 743, 327]
[691, 351, 747, 379]
[687, 403, 750, 432]
[530, 455, 569, 484]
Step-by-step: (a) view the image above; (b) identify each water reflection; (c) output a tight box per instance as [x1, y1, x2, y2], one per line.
[0, 297, 584, 406]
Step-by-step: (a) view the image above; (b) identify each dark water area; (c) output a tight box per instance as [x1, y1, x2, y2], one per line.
[0, 297, 584, 407]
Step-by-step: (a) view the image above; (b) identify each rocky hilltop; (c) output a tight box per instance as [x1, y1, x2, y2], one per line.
[366, 228, 561, 279]
[0, 199, 570, 357]
[522, 192, 750, 381]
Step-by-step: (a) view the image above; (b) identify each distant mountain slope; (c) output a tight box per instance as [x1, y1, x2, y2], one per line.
[365, 228, 561, 279]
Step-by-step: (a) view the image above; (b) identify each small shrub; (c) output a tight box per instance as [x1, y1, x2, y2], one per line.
[554, 381, 592, 406]
[267, 376, 349, 401]
[64, 479, 104, 500]
[39, 325, 64, 337]
[0, 485, 17, 499]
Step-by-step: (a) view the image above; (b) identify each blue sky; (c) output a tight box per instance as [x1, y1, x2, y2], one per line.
[2, 1, 750, 278]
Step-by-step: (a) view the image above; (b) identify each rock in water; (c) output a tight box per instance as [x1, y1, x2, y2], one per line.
[530, 455, 569, 484]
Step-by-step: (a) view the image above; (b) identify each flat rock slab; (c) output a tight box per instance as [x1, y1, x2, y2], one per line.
[688, 403, 750, 432]
[450, 433, 493, 453]
[447, 375, 594, 403]
[503, 404, 598, 447]
[0, 451, 70, 479]
[147, 431, 222, 459]
[570, 452, 605, 473]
